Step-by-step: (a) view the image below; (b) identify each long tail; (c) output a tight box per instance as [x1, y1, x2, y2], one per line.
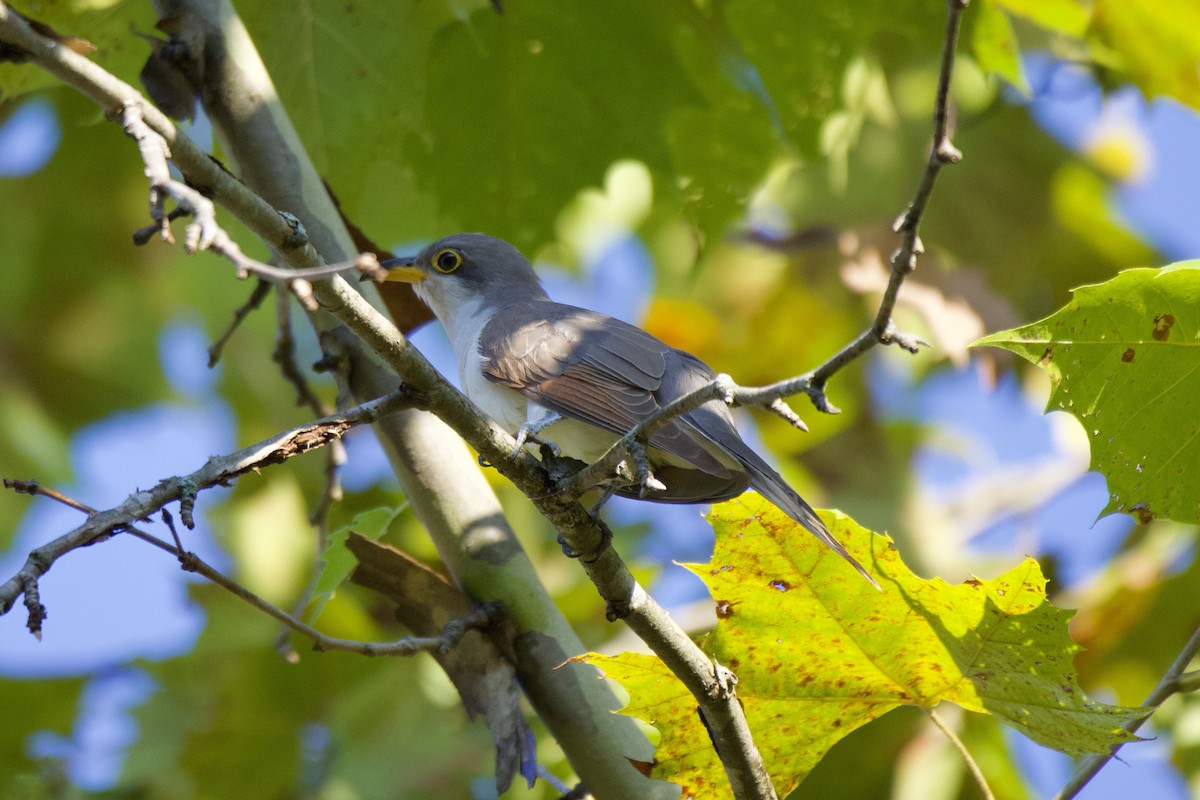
[676, 387, 880, 588]
[746, 463, 880, 589]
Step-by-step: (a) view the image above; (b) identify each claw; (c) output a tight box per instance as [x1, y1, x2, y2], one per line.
[511, 412, 562, 460]
[639, 473, 667, 498]
[625, 439, 665, 497]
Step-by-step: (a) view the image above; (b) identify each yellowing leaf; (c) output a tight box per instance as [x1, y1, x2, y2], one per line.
[976, 265, 1200, 525]
[584, 496, 1144, 797]
[994, 0, 1090, 35]
[1092, 0, 1200, 108]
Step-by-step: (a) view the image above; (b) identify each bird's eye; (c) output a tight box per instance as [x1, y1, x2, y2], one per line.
[433, 249, 463, 273]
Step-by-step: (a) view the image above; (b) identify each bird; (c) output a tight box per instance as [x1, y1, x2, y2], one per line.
[381, 233, 875, 586]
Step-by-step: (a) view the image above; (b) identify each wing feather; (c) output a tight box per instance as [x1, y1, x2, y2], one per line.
[480, 302, 734, 478]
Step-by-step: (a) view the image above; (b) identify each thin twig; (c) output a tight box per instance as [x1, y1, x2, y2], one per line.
[269, 285, 342, 656]
[3, 478, 93, 514]
[1053, 622, 1200, 799]
[928, 709, 995, 800]
[557, 2, 970, 498]
[271, 283, 343, 530]
[122, 103, 382, 289]
[207, 277, 271, 367]
[0, 389, 411, 634]
[273, 288, 329, 413]
[27, 481, 488, 656]
[179, 543, 490, 657]
[788, 0, 967, 414]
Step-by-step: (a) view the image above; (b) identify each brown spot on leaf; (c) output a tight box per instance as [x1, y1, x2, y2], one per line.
[1131, 503, 1154, 525]
[715, 600, 735, 619]
[1039, 346, 1054, 365]
[1121, 348, 1135, 363]
[1152, 313, 1175, 341]
[768, 579, 791, 592]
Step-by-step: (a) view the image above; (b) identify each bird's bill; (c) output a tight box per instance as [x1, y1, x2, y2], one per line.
[379, 257, 427, 283]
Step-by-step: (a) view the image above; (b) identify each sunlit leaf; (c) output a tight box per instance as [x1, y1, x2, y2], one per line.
[973, 0, 1029, 93]
[583, 496, 1145, 797]
[976, 265, 1200, 525]
[1091, 0, 1200, 108]
[994, 0, 1090, 35]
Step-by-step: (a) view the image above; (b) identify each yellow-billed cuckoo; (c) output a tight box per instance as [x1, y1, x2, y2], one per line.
[383, 233, 873, 585]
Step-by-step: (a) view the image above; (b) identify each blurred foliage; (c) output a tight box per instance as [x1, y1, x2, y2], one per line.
[0, 0, 1197, 798]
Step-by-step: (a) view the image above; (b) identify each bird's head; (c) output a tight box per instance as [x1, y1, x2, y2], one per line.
[381, 233, 547, 321]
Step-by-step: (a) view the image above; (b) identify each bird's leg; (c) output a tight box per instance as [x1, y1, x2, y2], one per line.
[624, 439, 666, 498]
[510, 412, 562, 460]
[557, 518, 613, 563]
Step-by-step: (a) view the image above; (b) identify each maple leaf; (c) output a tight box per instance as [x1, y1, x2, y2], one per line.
[977, 264, 1200, 525]
[582, 495, 1146, 798]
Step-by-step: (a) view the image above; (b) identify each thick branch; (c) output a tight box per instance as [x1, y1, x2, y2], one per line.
[0, 3, 665, 796]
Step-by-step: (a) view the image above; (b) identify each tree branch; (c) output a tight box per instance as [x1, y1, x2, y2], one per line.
[207, 277, 271, 367]
[784, 0, 967, 415]
[1053, 621, 1200, 799]
[0, 389, 411, 633]
[0, 3, 667, 796]
[122, 102, 386, 287]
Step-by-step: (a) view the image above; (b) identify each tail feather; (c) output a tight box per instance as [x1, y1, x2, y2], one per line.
[747, 468, 880, 590]
[678, 397, 879, 589]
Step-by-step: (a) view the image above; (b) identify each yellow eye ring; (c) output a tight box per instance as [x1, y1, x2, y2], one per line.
[433, 249, 463, 273]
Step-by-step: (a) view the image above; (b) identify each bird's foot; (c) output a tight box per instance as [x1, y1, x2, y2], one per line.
[556, 521, 611, 564]
[639, 472, 667, 498]
[556, 534, 581, 559]
[620, 439, 666, 498]
[510, 413, 562, 460]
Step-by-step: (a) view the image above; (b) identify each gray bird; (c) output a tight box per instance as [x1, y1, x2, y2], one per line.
[382, 233, 874, 586]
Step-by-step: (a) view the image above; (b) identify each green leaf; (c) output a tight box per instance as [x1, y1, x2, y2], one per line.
[0, 1, 158, 100]
[976, 265, 1200, 525]
[415, 2, 707, 247]
[1091, 0, 1200, 109]
[583, 496, 1145, 797]
[308, 506, 400, 622]
[972, 0, 1029, 93]
[993, 0, 1090, 35]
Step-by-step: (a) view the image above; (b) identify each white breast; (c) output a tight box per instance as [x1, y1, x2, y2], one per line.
[415, 282, 637, 462]
[417, 286, 529, 431]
